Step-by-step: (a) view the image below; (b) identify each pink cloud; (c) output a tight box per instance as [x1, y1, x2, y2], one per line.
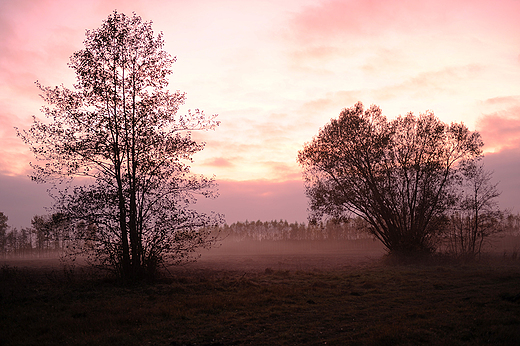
[285, 0, 520, 72]
[373, 64, 484, 100]
[289, 46, 345, 66]
[290, 0, 520, 42]
[0, 1, 160, 96]
[300, 91, 362, 116]
[477, 101, 520, 151]
[484, 96, 520, 106]
[195, 179, 309, 224]
[203, 157, 235, 168]
[0, 107, 35, 175]
[0, 2, 83, 90]
[289, 0, 443, 43]
[261, 161, 301, 181]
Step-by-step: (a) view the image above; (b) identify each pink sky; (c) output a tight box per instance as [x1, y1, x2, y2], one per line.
[1, 0, 519, 228]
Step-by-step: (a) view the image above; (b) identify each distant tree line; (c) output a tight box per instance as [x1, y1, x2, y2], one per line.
[210, 215, 520, 248]
[0, 212, 73, 258]
[2, 211, 519, 258]
[216, 218, 375, 241]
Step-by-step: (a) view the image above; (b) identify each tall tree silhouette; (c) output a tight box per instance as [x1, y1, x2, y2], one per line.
[298, 102, 483, 255]
[19, 11, 222, 279]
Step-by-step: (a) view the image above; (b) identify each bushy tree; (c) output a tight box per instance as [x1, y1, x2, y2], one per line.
[18, 11, 222, 279]
[298, 102, 483, 255]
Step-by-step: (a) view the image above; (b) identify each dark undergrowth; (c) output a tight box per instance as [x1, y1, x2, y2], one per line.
[1, 258, 520, 345]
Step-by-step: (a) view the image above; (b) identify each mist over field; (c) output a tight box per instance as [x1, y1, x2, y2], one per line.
[3, 232, 520, 272]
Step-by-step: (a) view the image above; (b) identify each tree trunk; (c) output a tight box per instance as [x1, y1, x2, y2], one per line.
[115, 165, 131, 278]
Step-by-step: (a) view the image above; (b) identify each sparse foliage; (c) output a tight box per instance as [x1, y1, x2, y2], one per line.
[18, 11, 222, 279]
[298, 102, 483, 255]
[444, 161, 502, 258]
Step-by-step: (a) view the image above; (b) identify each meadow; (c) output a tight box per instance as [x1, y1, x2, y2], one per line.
[1, 240, 520, 345]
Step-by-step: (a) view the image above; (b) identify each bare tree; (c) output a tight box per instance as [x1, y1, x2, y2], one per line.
[445, 162, 502, 258]
[18, 11, 222, 280]
[298, 102, 483, 256]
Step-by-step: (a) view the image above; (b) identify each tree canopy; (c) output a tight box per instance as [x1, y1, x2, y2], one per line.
[18, 11, 222, 279]
[298, 102, 483, 255]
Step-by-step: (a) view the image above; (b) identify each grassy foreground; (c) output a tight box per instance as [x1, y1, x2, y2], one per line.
[1, 259, 520, 345]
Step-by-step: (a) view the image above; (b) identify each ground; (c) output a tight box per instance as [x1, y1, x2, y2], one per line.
[1, 239, 520, 345]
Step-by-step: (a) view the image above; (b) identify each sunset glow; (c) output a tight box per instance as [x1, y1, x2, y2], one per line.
[1, 0, 519, 228]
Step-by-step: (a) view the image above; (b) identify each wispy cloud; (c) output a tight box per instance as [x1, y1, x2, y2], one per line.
[202, 157, 235, 168]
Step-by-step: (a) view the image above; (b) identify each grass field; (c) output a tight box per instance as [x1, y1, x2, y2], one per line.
[1, 245, 520, 345]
